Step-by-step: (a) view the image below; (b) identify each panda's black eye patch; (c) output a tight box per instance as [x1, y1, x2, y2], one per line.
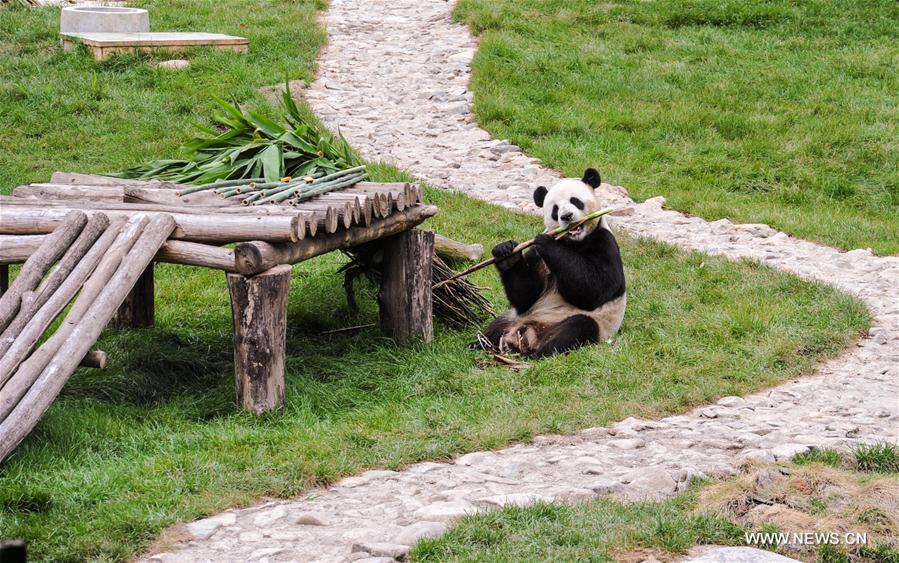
[551, 205, 558, 221]
[570, 197, 584, 210]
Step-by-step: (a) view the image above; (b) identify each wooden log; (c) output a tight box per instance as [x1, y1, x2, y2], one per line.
[314, 193, 363, 226]
[434, 234, 484, 262]
[0, 234, 237, 272]
[0, 216, 128, 390]
[14, 183, 124, 202]
[378, 229, 434, 343]
[292, 203, 338, 234]
[50, 171, 182, 189]
[0, 214, 109, 359]
[0, 206, 299, 243]
[0, 210, 87, 333]
[0, 235, 46, 264]
[226, 265, 291, 414]
[80, 349, 107, 369]
[0, 195, 311, 217]
[0, 214, 176, 460]
[155, 240, 237, 272]
[112, 264, 154, 329]
[233, 205, 439, 275]
[345, 186, 390, 218]
[124, 186, 226, 207]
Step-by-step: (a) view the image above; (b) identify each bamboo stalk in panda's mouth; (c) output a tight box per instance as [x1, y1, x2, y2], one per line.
[432, 207, 617, 290]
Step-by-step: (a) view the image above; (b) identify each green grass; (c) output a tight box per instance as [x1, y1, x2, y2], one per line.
[0, 2, 873, 560]
[413, 458, 899, 563]
[0, 0, 326, 193]
[411, 490, 745, 562]
[792, 443, 899, 473]
[453, 0, 899, 254]
[793, 448, 844, 468]
[854, 443, 899, 473]
[0, 182, 870, 560]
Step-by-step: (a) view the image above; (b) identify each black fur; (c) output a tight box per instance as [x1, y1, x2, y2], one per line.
[533, 186, 548, 207]
[532, 227, 625, 310]
[582, 168, 601, 188]
[532, 314, 599, 358]
[492, 241, 544, 313]
[570, 197, 585, 210]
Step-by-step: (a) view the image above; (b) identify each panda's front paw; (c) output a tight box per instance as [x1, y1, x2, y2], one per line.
[533, 233, 555, 254]
[492, 240, 520, 271]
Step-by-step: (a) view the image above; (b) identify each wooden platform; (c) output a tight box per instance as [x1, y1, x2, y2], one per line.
[61, 32, 249, 60]
[0, 173, 438, 462]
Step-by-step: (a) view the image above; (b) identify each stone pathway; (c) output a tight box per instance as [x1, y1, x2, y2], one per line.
[143, 0, 898, 561]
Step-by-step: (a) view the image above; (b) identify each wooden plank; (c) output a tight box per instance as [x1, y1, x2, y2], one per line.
[378, 229, 434, 343]
[226, 265, 291, 414]
[60, 32, 249, 48]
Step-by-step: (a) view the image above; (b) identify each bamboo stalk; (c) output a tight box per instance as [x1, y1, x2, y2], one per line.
[176, 177, 265, 196]
[0, 211, 88, 333]
[432, 207, 616, 290]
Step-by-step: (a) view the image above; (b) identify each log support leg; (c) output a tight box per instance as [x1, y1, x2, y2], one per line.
[0, 265, 8, 298]
[226, 265, 291, 414]
[112, 263, 154, 328]
[378, 229, 433, 343]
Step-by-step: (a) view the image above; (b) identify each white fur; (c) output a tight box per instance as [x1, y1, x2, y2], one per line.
[540, 178, 600, 241]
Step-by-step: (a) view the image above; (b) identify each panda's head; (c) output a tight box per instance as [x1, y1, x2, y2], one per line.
[533, 168, 602, 241]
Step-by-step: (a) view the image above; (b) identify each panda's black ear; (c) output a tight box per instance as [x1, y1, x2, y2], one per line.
[582, 168, 601, 188]
[533, 186, 548, 207]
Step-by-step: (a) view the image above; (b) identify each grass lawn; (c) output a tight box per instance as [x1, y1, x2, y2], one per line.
[0, 1, 871, 561]
[412, 444, 899, 562]
[453, 0, 899, 254]
[0, 0, 325, 192]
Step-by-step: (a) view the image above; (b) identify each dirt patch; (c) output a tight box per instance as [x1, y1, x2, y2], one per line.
[697, 462, 899, 561]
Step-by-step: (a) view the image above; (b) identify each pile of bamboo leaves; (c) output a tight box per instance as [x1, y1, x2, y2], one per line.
[117, 85, 360, 185]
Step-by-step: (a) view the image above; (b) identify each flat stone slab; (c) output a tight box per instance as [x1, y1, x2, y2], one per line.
[61, 32, 248, 60]
[684, 547, 799, 562]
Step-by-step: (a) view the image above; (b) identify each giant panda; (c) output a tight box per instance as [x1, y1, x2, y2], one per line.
[479, 168, 626, 358]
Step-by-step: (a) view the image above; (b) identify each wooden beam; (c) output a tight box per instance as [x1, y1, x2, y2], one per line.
[226, 265, 291, 414]
[233, 205, 438, 275]
[0, 234, 238, 272]
[378, 229, 434, 343]
[0, 210, 88, 333]
[0, 206, 300, 243]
